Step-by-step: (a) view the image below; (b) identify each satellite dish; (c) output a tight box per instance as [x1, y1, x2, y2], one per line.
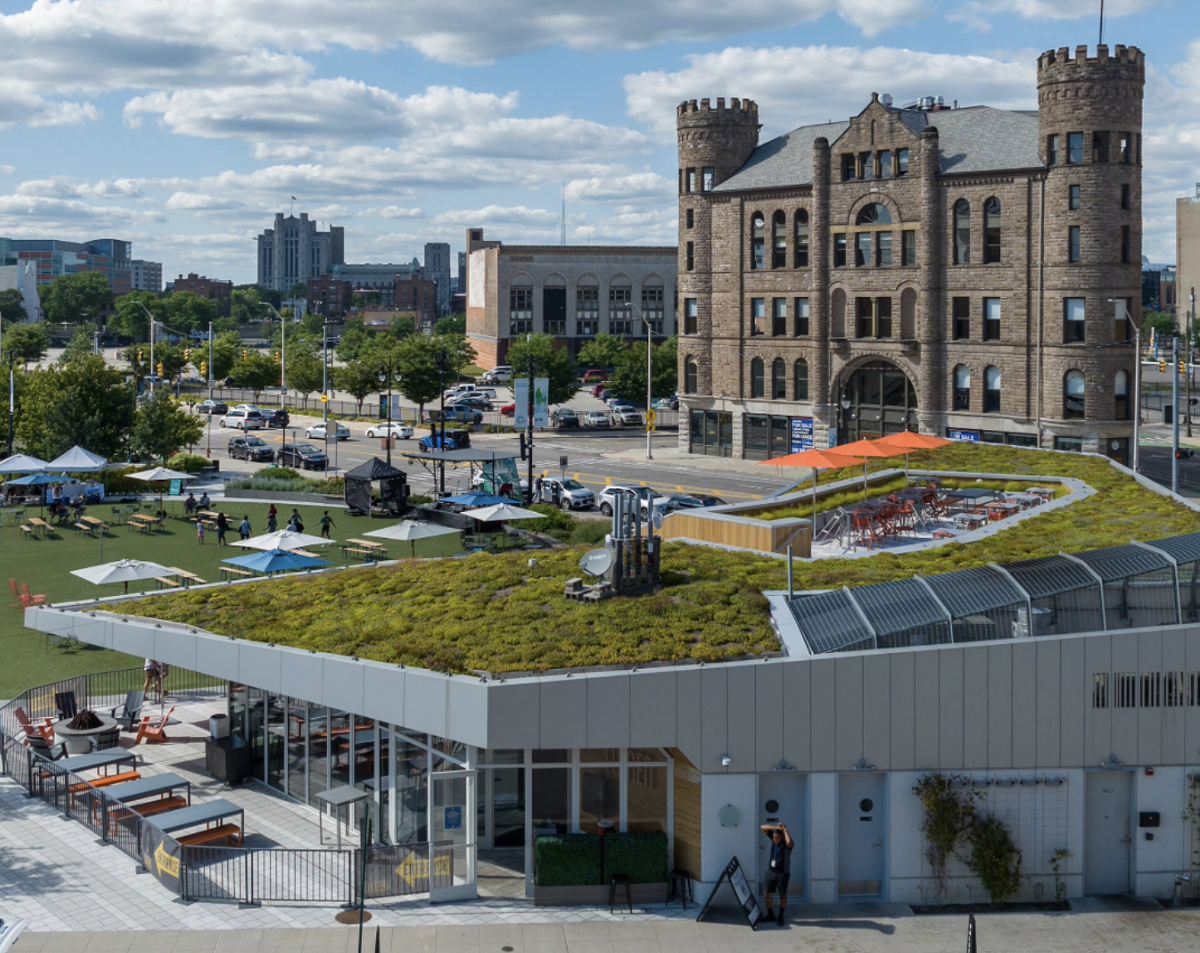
[579, 548, 613, 578]
[651, 508, 664, 530]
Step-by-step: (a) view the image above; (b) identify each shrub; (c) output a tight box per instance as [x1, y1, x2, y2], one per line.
[511, 503, 576, 541]
[166, 452, 210, 474]
[569, 520, 610, 546]
[602, 832, 668, 884]
[965, 813, 1022, 906]
[534, 834, 602, 886]
[311, 476, 345, 495]
[407, 494, 433, 506]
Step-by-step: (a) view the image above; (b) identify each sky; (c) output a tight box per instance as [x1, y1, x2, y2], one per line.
[0, 0, 1197, 284]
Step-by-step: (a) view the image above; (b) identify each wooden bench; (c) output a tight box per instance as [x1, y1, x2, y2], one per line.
[346, 538, 386, 553]
[20, 524, 32, 540]
[177, 823, 242, 847]
[128, 795, 188, 818]
[342, 547, 378, 561]
[154, 577, 180, 589]
[221, 567, 254, 581]
[68, 770, 141, 806]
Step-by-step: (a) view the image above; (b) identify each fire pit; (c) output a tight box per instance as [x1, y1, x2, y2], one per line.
[53, 710, 119, 755]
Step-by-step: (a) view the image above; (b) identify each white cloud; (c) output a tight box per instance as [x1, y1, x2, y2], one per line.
[565, 172, 673, 203]
[0, 165, 15, 175]
[948, 0, 1159, 30]
[431, 205, 562, 227]
[360, 206, 425, 219]
[624, 45, 1036, 141]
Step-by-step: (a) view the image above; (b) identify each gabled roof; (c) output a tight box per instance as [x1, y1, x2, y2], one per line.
[714, 105, 1042, 194]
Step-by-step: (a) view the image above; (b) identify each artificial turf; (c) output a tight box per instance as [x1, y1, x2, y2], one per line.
[0, 500, 463, 698]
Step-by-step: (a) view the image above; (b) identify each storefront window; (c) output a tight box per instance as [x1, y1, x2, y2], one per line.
[394, 739, 428, 845]
[483, 749, 523, 764]
[432, 735, 468, 770]
[308, 708, 328, 803]
[579, 766, 620, 835]
[532, 767, 570, 836]
[532, 749, 570, 764]
[626, 763, 667, 834]
[581, 748, 619, 763]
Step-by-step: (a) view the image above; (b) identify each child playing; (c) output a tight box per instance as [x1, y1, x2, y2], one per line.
[197, 520, 205, 544]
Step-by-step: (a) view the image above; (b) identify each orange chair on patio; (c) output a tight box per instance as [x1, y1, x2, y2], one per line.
[135, 704, 175, 744]
[9, 578, 47, 609]
[14, 707, 55, 744]
[850, 510, 880, 551]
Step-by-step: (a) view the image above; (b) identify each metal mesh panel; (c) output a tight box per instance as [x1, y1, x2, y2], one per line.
[1099, 571, 1179, 629]
[1003, 555, 1098, 599]
[1073, 544, 1171, 582]
[1143, 532, 1200, 566]
[1179, 560, 1200, 623]
[787, 591, 875, 654]
[924, 566, 1027, 617]
[849, 579, 952, 649]
[952, 606, 1024, 643]
[1032, 587, 1104, 636]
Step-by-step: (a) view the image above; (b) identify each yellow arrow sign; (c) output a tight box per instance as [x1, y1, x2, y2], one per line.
[646, 424, 656, 432]
[154, 842, 180, 879]
[395, 852, 450, 887]
[645, 408, 657, 423]
[320, 394, 329, 403]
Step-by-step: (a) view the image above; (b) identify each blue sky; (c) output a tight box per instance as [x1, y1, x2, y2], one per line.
[0, 0, 1196, 283]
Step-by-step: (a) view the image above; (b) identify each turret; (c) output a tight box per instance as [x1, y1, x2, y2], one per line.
[676, 97, 760, 194]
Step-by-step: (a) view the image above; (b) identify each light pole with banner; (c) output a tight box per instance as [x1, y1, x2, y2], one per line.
[377, 359, 400, 468]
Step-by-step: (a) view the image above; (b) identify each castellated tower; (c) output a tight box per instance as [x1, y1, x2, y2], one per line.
[677, 99, 759, 398]
[1037, 45, 1144, 434]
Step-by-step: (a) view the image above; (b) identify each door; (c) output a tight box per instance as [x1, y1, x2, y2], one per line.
[1085, 771, 1132, 895]
[838, 773, 886, 899]
[429, 771, 477, 902]
[758, 774, 805, 898]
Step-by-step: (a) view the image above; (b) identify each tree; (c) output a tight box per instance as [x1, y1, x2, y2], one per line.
[234, 283, 282, 310]
[213, 315, 239, 334]
[391, 335, 443, 417]
[433, 314, 466, 336]
[285, 341, 325, 408]
[228, 350, 278, 402]
[123, 341, 187, 384]
[606, 337, 677, 404]
[16, 356, 135, 460]
[504, 334, 577, 406]
[288, 282, 308, 300]
[166, 291, 218, 336]
[1143, 310, 1179, 340]
[0, 288, 30, 323]
[209, 332, 242, 381]
[335, 322, 374, 362]
[59, 323, 99, 364]
[109, 291, 164, 341]
[230, 288, 264, 325]
[39, 272, 112, 325]
[131, 391, 204, 461]
[576, 332, 628, 372]
[382, 315, 416, 340]
[335, 359, 381, 416]
[1, 322, 50, 365]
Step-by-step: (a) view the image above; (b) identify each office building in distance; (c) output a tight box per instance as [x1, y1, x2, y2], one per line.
[256, 213, 345, 292]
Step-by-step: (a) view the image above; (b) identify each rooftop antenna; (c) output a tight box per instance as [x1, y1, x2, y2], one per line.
[560, 182, 566, 246]
[1099, 0, 1104, 46]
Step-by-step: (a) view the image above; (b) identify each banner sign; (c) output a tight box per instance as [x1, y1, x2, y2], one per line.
[947, 429, 980, 443]
[696, 855, 762, 929]
[168, 479, 182, 497]
[790, 417, 814, 453]
[513, 379, 529, 429]
[967, 913, 978, 953]
[140, 824, 183, 895]
[533, 377, 549, 428]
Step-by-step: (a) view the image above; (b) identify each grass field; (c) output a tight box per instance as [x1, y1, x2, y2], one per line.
[0, 501, 464, 698]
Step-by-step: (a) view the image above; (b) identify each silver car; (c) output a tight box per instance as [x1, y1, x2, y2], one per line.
[540, 478, 594, 510]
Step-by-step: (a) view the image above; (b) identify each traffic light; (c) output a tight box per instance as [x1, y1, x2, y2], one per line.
[138, 350, 143, 362]
[274, 352, 280, 364]
[157, 362, 164, 378]
[1160, 360, 1166, 373]
[1176, 449, 1194, 460]
[200, 361, 208, 377]
[184, 348, 191, 361]
[1181, 361, 1188, 376]
[242, 349, 248, 361]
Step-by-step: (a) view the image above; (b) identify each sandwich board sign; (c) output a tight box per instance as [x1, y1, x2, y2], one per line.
[696, 856, 762, 929]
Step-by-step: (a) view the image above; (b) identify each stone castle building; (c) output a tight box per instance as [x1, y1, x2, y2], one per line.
[256, 213, 345, 293]
[677, 44, 1143, 462]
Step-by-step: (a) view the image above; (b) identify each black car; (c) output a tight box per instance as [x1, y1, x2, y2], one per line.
[551, 408, 580, 428]
[691, 494, 728, 507]
[228, 435, 275, 463]
[279, 442, 327, 470]
[266, 408, 289, 428]
[197, 399, 228, 416]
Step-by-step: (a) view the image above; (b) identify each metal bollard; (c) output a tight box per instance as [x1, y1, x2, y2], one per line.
[1174, 874, 1190, 906]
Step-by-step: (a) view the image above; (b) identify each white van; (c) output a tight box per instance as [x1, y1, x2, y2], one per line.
[481, 365, 514, 384]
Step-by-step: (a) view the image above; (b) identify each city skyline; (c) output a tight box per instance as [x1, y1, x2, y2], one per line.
[0, 0, 1196, 284]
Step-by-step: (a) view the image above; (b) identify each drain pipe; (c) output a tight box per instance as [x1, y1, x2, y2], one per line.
[787, 545, 794, 598]
[1036, 176, 1045, 447]
[1175, 874, 1190, 906]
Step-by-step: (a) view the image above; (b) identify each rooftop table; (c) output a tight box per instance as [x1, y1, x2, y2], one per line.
[56, 749, 137, 776]
[103, 771, 191, 805]
[315, 785, 371, 850]
[943, 487, 1001, 509]
[143, 798, 244, 838]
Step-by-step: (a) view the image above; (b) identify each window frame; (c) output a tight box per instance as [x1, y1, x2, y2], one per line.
[1067, 132, 1084, 164]
[953, 199, 970, 265]
[771, 358, 787, 400]
[1064, 369, 1086, 420]
[856, 296, 874, 339]
[833, 233, 847, 267]
[794, 359, 809, 400]
[750, 358, 765, 399]
[983, 298, 1001, 342]
[1068, 225, 1081, 263]
[902, 230, 916, 266]
[896, 149, 909, 175]
[1064, 297, 1086, 343]
[953, 365, 971, 411]
[1069, 184, 1081, 210]
[842, 154, 856, 181]
[684, 357, 698, 394]
[794, 297, 810, 337]
[794, 209, 809, 268]
[772, 210, 788, 269]
[702, 167, 714, 191]
[750, 213, 765, 271]
[855, 232, 871, 268]
[1114, 369, 1129, 420]
[876, 231, 893, 268]
[984, 197, 1001, 264]
[685, 241, 694, 271]
[683, 297, 698, 335]
[771, 297, 787, 337]
[1121, 225, 1131, 264]
[952, 297, 970, 340]
[750, 297, 765, 336]
[984, 366, 1001, 414]
[1046, 134, 1059, 165]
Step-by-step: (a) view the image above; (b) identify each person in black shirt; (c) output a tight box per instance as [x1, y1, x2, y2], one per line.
[760, 821, 794, 926]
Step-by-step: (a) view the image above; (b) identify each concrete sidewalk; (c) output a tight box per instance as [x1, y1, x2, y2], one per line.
[9, 900, 1200, 952]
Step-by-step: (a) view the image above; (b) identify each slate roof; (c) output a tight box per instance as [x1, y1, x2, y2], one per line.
[714, 106, 1042, 193]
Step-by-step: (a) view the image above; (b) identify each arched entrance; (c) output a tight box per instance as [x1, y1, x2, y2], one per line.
[837, 360, 918, 444]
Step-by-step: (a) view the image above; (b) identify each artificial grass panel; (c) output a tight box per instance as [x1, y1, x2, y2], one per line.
[125, 445, 1200, 675]
[0, 502, 463, 698]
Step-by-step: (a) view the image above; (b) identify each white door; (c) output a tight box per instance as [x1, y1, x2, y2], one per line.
[838, 773, 886, 899]
[757, 774, 805, 898]
[1085, 771, 1132, 895]
[429, 771, 477, 902]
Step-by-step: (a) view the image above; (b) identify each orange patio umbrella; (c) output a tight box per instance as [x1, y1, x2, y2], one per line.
[876, 430, 953, 482]
[757, 448, 862, 517]
[835, 438, 911, 501]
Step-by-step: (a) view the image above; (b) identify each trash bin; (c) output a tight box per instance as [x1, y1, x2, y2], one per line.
[1165, 405, 1174, 424]
[209, 713, 230, 740]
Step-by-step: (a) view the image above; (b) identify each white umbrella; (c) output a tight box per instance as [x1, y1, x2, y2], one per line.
[0, 454, 48, 474]
[460, 503, 546, 522]
[71, 558, 173, 594]
[128, 466, 198, 513]
[364, 520, 460, 558]
[46, 446, 108, 473]
[231, 529, 333, 551]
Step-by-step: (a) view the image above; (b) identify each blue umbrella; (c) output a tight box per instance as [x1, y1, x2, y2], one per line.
[441, 492, 511, 507]
[5, 473, 78, 517]
[222, 548, 332, 577]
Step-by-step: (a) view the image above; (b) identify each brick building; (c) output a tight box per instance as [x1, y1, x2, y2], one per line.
[306, 276, 353, 321]
[464, 228, 677, 368]
[1177, 186, 1200, 329]
[678, 44, 1143, 462]
[173, 272, 231, 301]
[394, 277, 438, 330]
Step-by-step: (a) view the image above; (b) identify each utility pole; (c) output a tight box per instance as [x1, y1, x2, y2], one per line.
[525, 337, 535, 505]
[439, 350, 447, 495]
[1190, 288, 1196, 439]
[136, 301, 157, 393]
[644, 314, 654, 461]
[206, 320, 213, 459]
[1173, 335, 1180, 494]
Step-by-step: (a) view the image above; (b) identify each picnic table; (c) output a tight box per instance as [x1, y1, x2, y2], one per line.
[28, 517, 50, 538]
[1026, 486, 1056, 500]
[57, 749, 139, 776]
[103, 771, 192, 806]
[943, 487, 1000, 510]
[315, 785, 371, 850]
[164, 567, 206, 587]
[346, 538, 386, 553]
[128, 514, 163, 534]
[143, 798, 245, 845]
[221, 566, 255, 581]
[1004, 493, 1043, 510]
[985, 500, 1023, 522]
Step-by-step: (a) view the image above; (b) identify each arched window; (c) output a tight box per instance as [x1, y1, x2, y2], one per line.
[772, 211, 787, 268]
[953, 365, 971, 410]
[1114, 370, 1129, 420]
[794, 209, 809, 267]
[855, 203, 892, 225]
[750, 358, 765, 398]
[751, 213, 765, 270]
[984, 366, 1001, 413]
[684, 358, 698, 395]
[953, 199, 970, 264]
[984, 197, 1001, 263]
[1064, 370, 1086, 419]
[794, 359, 809, 400]
[772, 359, 786, 399]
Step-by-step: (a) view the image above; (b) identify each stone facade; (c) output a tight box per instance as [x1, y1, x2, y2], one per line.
[678, 45, 1144, 462]
[1177, 187, 1200, 329]
[257, 213, 345, 292]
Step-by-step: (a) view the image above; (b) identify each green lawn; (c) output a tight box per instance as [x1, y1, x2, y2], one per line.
[0, 502, 464, 698]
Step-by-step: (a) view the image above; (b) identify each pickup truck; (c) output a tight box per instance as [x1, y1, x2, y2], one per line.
[419, 429, 472, 451]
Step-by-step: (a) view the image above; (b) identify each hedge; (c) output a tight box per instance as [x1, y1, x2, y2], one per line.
[534, 834, 603, 886]
[602, 831, 668, 884]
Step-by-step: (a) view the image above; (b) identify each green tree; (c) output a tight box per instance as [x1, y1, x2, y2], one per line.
[285, 342, 325, 408]
[382, 315, 416, 340]
[504, 334, 576, 406]
[213, 315, 239, 334]
[234, 283, 281, 310]
[123, 341, 187, 384]
[606, 336, 677, 404]
[335, 359, 381, 416]
[1143, 310, 1179, 341]
[0, 288, 30, 323]
[1, 322, 51, 365]
[228, 350, 278, 402]
[335, 322, 374, 362]
[209, 332, 242, 381]
[130, 391, 204, 461]
[433, 314, 466, 335]
[59, 323, 99, 364]
[39, 272, 112, 325]
[16, 356, 135, 460]
[299, 310, 327, 337]
[109, 291, 164, 341]
[166, 291, 218, 336]
[230, 288, 264, 325]
[288, 282, 308, 300]
[576, 332, 627, 372]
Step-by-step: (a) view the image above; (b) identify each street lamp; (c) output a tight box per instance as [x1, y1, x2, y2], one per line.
[377, 360, 401, 468]
[135, 301, 157, 394]
[4, 349, 15, 459]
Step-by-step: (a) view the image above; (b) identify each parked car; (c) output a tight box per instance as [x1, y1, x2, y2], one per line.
[689, 494, 728, 507]
[219, 408, 267, 430]
[429, 406, 483, 425]
[539, 478, 594, 510]
[616, 409, 643, 427]
[652, 396, 679, 411]
[597, 485, 668, 518]
[180, 376, 204, 386]
[665, 493, 706, 510]
[419, 429, 471, 451]
[551, 408, 580, 428]
[607, 397, 634, 410]
[480, 365, 514, 384]
[365, 422, 414, 439]
[581, 369, 606, 384]
[266, 409, 289, 428]
[582, 411, 610, 428]
[447, 395, 493, 411]
[197, 399, 228, 416]
[227, 435, 275, 463]
[234, 403, 264, 413]
[500, 403, 516, 417]
[305, 421, 351, 441]
[591, 384, 606, 398]
[278, 442, 327, 470]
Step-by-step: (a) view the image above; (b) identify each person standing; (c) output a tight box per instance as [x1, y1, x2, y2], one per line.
[318, 511, 336, 539]
[266, 508, 278, 532]
[216, 511, 229, 546]
[238, 515, 252, 540]
[142, 659, 159, 697]
[534, 476, 544, 504]
[760, 821, 794, 927]
[196, 520, 205, 544]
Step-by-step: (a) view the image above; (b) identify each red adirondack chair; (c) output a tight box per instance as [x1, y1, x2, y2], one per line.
[135, 704, 175, 744]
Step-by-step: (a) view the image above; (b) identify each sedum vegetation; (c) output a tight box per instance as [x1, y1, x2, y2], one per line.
[128, 444, 1200, 674]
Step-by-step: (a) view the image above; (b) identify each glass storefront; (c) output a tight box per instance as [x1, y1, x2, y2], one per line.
[690, 410, 733, 456]
[838, 360, 918, 443]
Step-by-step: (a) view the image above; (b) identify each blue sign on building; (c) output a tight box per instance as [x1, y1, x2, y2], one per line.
[444, 805, 463, 830]
[947, 429, 980, 442]
[790, 417, 814, 453]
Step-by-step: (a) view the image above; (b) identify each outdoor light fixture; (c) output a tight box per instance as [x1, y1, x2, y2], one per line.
[721, 755, 732, 767]
[1104, 754, 1126, 767]
[852, 758, 876, 771]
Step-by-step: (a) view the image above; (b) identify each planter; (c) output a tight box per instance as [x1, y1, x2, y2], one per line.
[533, 883, 668, 907]
[224, 489, 343, 505]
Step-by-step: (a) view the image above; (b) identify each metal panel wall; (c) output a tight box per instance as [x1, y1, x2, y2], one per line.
[322, 657, 366, 716]
[754, 663, 784, 772]
[486, 681, 539, 749]
[986, 645, 1013, 769]
[585, 674, 631, 749]
[1111, 632, 1139, 762]
[538, 678, 585, 750]
[363, 663, 406, 730]
[700, 668, 729, 774]
[1036, 640, 1062, 767]
[809, 659, 837, 772]
[1187, 631, 1200, 761]
[938, 648, 965, 769]
[862, 654, 891, 772]
[833, 657, 864, 770]
[1137, 632, 1164, 765]
[238, 643, 282, 695]
[1011, 641, 1038, 768]
[675, 670, 703, 768]
[630, 671, 678, 749]
[1058, 637, 1086, 767]
[280, 650, 324, 706]
[888, 652, 915, 771]
[1084, 635, 1112, 766]
[1162, 630, 1187, 764]
[962, 646, 990, 770]
[781, 658, 812, 772]
[913, 652, 939, 769]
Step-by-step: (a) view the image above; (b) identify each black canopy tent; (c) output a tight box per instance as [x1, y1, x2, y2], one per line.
[344, 457, 409, 517]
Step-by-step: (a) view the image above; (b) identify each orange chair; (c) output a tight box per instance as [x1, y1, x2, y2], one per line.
[135, 705, 175, 744]
[20, 583, 48, 607]
[7, 578, 21, 609]
[14, 707, 55, 744]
